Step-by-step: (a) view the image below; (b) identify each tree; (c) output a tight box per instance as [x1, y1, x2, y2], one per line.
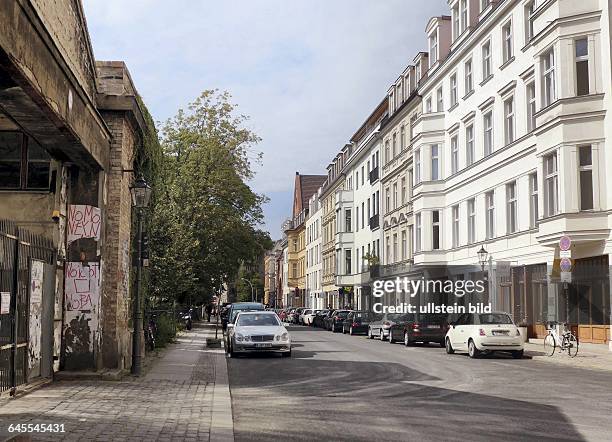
[147, 90, 270, 306]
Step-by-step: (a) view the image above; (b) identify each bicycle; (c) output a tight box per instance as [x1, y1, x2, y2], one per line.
[543, 321, 578, 358]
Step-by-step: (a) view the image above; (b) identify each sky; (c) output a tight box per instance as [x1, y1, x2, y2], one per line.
[83, 0, 447, 239]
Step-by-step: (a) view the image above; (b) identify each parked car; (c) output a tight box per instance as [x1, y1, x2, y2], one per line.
[226, 311, 291, 357]
[342, 311, 380, 335]
[326, 310, 350, 332]
[312, 310, 329, 328]
[290, 308, 305, 324]
[388, 313, 449, 346]
[299, 309, 313, 325]
[304, 310, 321, 326]
[277, 309, 288, 322]
[286, 308, 297, 323]
[445, 311, 524, 359]
[223, 302, 265, 331]
[368, 313, 409, 340]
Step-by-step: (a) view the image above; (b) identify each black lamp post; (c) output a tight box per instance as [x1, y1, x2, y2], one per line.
[477, 245, 489, 305]
[477, 245, 489, 273]
[130, 176, 152, 376]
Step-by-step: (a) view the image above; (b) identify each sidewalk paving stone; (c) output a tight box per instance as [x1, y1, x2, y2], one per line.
[0, 322, 233, 442]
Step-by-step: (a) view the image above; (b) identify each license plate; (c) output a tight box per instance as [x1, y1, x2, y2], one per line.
[492, 330, 509, 336]
[254, 343, 272, 348]
[426, 325, 440, 329]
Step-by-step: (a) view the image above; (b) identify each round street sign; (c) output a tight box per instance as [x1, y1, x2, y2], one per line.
[560, 257, 572, 272]
[559, 235, 571, 251]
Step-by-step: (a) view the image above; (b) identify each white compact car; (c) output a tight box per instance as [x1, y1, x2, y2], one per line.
[226, 311, 291, 357]
[445, 311, 524, 359]
[302, 309, 321, 326]
[298, 309, 312, 325]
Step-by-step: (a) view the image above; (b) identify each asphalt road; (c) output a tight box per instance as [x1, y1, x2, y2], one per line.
[227, 325, 612, 442]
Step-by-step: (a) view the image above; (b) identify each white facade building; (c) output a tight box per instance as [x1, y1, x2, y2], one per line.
[334, 100, 386, 310]
[286, 0, 612, 347]
[379, 0, 612, 346]
[305, 189, 323, 309]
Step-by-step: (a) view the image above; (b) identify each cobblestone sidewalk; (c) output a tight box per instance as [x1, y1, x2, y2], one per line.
[526, 339, 612, 372]
[0, 323, 232, 442]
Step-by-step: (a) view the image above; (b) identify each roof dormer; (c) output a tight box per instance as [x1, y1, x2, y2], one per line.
[448, 0, 479, 43]
[426, 16, 452, 72]
[478, 0, 500, 22]
[402, 65, 416, 97]
[413, 52, 429, 85]
[387, 86, 395, 116]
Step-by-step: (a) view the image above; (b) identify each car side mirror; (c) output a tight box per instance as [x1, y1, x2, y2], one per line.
[227, 323, 234, 330]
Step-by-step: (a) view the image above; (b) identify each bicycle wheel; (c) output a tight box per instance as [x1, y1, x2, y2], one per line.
[566, 333, 578, 358]
[543, 334, 556, 356]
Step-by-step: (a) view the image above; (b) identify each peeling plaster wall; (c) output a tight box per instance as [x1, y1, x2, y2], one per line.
[29, 0, 96, 101]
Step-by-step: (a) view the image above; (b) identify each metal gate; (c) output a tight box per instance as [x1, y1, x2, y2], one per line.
[0, 220, 55, 394]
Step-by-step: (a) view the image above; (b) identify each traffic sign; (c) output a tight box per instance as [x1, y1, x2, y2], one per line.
[559, 235, 571, 251]
[560, 257, 572, 272]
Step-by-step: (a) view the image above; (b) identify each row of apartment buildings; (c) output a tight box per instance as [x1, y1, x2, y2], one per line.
[0, 0, 151, 393]
[268, 0, 612, 348]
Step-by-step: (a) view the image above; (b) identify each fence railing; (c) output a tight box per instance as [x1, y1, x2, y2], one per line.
[0, 220, 54, 394]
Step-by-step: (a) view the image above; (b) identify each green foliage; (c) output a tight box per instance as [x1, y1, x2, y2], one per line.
[140, 90, 272, 306]
[154, 314, 176, 348]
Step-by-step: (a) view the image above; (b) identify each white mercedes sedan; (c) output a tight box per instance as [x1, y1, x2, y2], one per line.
[226, 311, 291, 357]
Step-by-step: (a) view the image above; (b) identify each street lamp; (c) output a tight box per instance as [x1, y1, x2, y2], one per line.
[477, 245, 489, 272]
[241, 278, 254, 302]
[130, 176, 152, 376]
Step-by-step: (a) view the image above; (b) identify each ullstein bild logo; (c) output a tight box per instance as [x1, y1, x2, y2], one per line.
[371, 277, 491, 314]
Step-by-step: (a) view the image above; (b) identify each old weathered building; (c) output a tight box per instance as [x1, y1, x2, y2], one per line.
[0, 0, 148, 393]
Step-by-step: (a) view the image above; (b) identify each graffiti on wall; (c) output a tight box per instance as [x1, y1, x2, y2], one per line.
[65, 262, 100, 312]
[29, 260, 44, 371]
[67, 205, 101, 245]
[64, 262, 100, 355]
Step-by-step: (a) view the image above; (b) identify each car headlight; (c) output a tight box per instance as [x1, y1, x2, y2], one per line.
[277, 332, 289, 342]
[235, 333, 244, 342]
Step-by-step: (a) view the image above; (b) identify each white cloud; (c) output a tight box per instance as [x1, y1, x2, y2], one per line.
[83, 0, 447, 235]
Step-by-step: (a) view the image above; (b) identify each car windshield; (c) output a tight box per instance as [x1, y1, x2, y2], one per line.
[386, 313, 411, 321]
[336, 311, 349, 318]
[236, 314, 280, 327]
[479, 313, 513, 324]
[231, 306, 264, 322]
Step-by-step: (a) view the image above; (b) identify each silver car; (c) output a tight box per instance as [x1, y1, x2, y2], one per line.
[226, 311, 291, 357]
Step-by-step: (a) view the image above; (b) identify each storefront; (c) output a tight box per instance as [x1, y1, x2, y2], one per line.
[495, 257, 610, 344]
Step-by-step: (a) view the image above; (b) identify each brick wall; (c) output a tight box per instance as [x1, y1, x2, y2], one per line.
[100, 111, 136, 369]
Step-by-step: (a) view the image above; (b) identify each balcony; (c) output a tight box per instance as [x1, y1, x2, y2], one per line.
[336, 270, 371, 287]
[413, 112, 445, 138]
[369, 214, 380, 230]
[377, 260, 413, 278]
[536, 211, 610, 246]
[335, 231, 354, 249]
[335, 189, 353, 210]
[369, 166, 379, 183]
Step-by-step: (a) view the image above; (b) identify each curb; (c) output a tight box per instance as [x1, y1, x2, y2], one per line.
[206, 327, 234, 442]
